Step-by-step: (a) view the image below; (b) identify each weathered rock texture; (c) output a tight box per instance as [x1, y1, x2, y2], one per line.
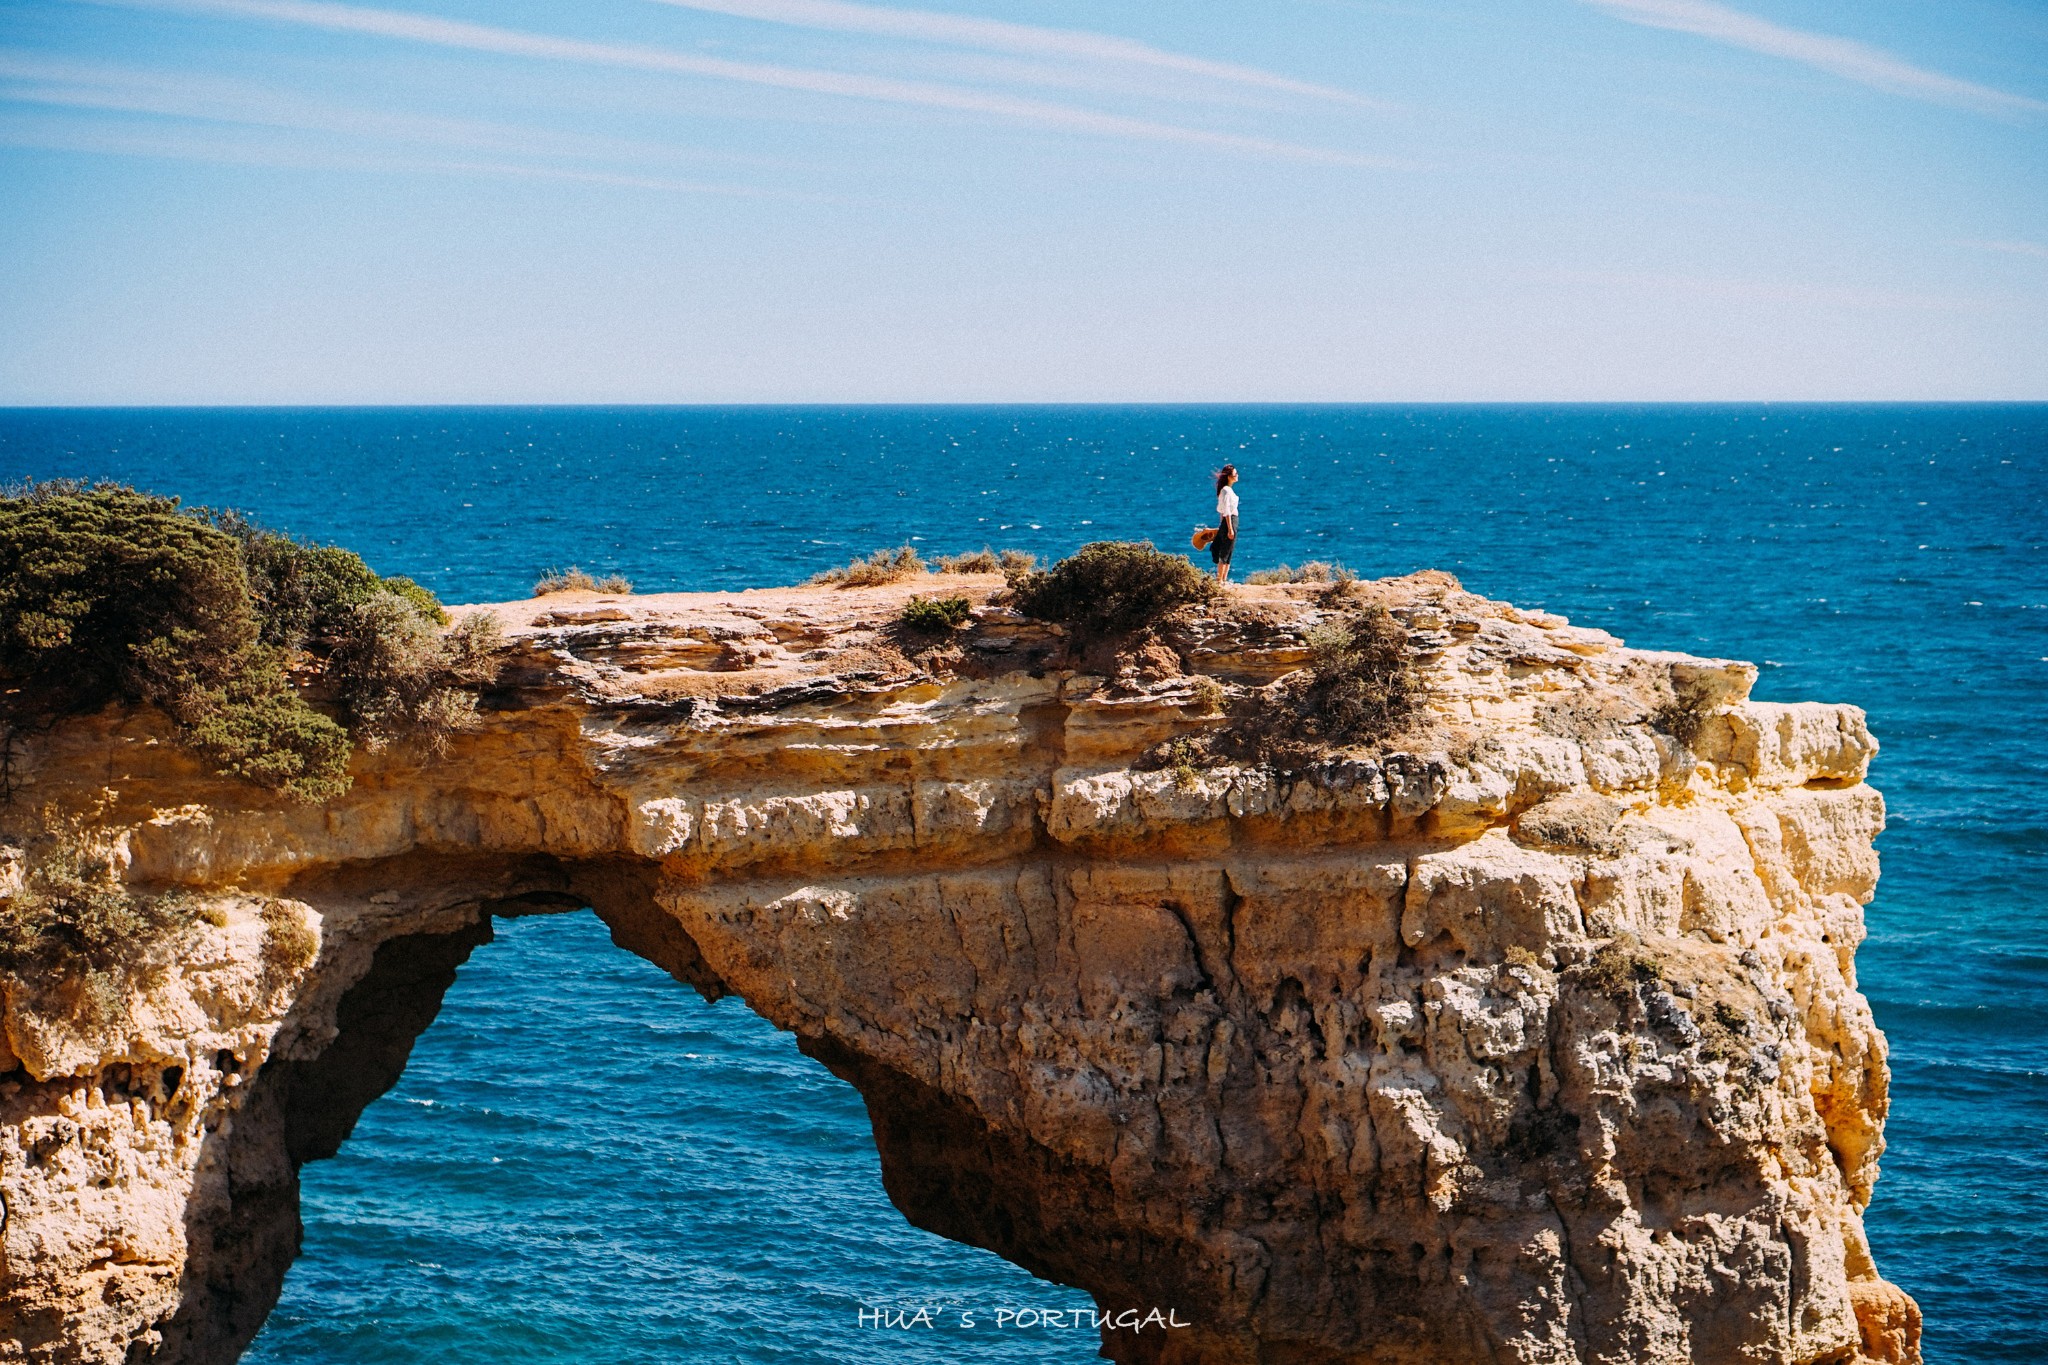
[0, 574, 1920, 1364]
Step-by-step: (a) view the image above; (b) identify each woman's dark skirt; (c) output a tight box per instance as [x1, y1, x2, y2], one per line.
[1210, 526, 1235, 566]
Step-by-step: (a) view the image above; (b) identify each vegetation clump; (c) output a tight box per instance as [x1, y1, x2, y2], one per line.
[0, 481, 501, 801]
[935, 548, 999, 574]
[1140, 605, 1424, 774]
[1009, 541, 1216, 643]
[1243, 561, 1357, 586]
[899, 595, 973, 635]
[0, 822, 202, 1027]
[259, 898, 320, 974]
[1216, 607, 1417, 767]
[533, 567, 632, 595]
[1290, 608, 1419, 747]
[1697, 1000, 1754, 1063]
[1651, 675, 1714, 749]
[326, 603, 503, 753]
[810, 545, 925, 587]
[1166, 738, 1205, 791]
[933, 547, 1036, 578]
[1575, 933, 1664, 997]
[817, 545, 1033, 588]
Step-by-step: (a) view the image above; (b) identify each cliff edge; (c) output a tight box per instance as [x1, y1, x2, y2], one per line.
[0, 572, 1920, 1364]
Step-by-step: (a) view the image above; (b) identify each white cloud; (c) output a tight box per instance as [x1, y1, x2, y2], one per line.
[1582, 0, 2047, 116]
[0, 107, 783, 193]
[107, 0, 1398, 165]
[0, 52, 737, 168]
[646, 0, 1376, 105]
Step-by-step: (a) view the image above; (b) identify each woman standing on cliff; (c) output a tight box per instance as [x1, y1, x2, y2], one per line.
[1211, 465, 1239, 584]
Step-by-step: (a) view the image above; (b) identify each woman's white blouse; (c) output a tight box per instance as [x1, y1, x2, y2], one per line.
[1217, 486, 1239, 519]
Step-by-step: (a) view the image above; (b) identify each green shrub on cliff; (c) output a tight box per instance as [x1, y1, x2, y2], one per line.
[1, 483, 261, 721]
[899, 594, 973, 635]
[1010, 541, 1216, 642]
[0, 482, 348, 799]
[327, 596, 502, 753]
[0, 481, 501, 800]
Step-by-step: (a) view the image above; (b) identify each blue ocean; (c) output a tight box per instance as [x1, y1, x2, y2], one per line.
[1, 405, 2042, 1364]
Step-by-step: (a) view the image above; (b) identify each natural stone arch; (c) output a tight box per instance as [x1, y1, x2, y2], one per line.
[142, 849, 1187, 1365]
[0, 579, 1920, 1364]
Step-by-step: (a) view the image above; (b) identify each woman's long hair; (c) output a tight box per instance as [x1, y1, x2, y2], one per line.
[1215, 464, 1237, 493]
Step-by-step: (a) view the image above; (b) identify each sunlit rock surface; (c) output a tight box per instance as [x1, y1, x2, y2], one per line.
[0, 574, 1918, 1364]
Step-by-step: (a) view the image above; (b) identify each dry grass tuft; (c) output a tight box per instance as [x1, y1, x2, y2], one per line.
[1144, 606, 1427, 774]
[259, 899, 319, 974]
[1243, 561, 1358, 586]
[0, 818, 202, 1028]
[1652, 676, 1714, 748]
[1542, 661, 1712, 755]
[326, 607, 503, 756]
[1575, 933, 1664, 997]
[934, 548, 1000, 574]
[810, 545, 925, 587]
[1166, 738, 1206, 791]
[931, 546, 1031, 574]
[1697, 1000, 1755, 1063]
[534, 567, 632, 596]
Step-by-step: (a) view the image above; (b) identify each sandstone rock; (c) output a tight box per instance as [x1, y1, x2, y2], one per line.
[0, 575, 1918, 1364]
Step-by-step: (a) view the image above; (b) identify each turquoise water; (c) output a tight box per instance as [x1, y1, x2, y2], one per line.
[2, 405, 2043, 1362]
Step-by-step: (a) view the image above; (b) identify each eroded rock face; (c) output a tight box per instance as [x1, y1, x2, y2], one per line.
[0, 575, 1919, 1364]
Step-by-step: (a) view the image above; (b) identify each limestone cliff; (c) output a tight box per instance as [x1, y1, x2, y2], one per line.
[0, 573, 1920, 1364]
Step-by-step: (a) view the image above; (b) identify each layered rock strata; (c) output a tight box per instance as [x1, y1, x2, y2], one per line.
[0, 574, 1920, 1364]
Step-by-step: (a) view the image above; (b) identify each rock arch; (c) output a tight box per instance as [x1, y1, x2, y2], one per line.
[0, 581, 1920, 1364]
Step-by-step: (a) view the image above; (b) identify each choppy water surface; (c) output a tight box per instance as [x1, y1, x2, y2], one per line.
[2, 405, 2042, 1363]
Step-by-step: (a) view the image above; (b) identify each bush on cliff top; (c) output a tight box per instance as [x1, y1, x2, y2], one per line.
[1, 483, 257, 721]
[899, 594, 973, 635]
[1010, 541, 1216, 642]
[0, 481, 501, 800]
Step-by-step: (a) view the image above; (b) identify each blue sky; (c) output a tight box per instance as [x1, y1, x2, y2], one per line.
[0, 0, 2042, 402]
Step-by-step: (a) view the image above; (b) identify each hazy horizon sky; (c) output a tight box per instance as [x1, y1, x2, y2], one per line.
[1, 0, 2043, 403]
